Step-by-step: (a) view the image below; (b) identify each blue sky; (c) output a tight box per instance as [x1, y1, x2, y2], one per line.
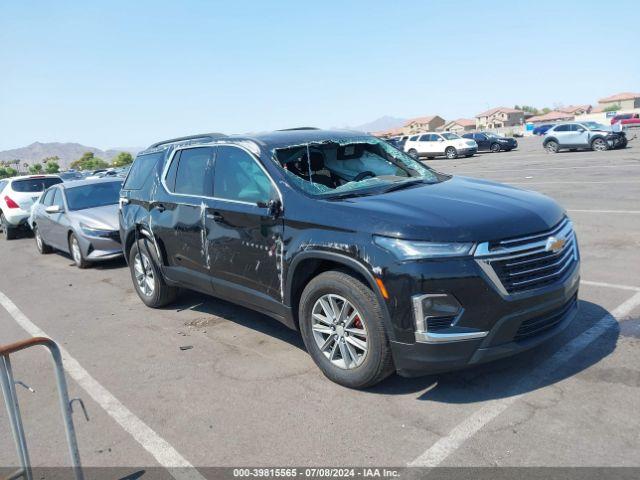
[1, 0, 638, 150]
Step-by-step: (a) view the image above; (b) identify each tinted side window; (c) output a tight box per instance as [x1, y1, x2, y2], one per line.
[554, 125, 570, 132]
[51, 188, 64, 208]
[41, 188, 55, 206]
[213, 146, 274, 204]
[124, 152, 163, 190]
[0, 180, 7, 194]
[418, 134, 430, 141]
[174, 147, 213, 197]
[12, 177, 62, 192]
[409, 135, 419, 141]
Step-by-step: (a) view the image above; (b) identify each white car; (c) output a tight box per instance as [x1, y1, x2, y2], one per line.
[0, 174, 63, 239]
[404, 132, 478, 160]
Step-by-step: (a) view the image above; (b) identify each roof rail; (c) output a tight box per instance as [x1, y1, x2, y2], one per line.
[148, 132, 227, 149]
[276, 127, 321, 131]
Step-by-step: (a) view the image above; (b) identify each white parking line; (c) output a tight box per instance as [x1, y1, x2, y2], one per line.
[567, 209, 640, 214]
[509, 180, 640, 185]
[0, 290, 206, 480]
[581, 280, 640, 292]
[455, 164, 640, 174]
[408, 291, 640, 467]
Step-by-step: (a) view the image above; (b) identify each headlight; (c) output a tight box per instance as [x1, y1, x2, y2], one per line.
[80, 223, 114, 237]
[374, 236, 474, 260]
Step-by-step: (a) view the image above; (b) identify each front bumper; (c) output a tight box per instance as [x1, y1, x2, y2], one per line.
[77, 230, 123, 262]
[457, 147, 477, 156]
[378, 243, 580, 377]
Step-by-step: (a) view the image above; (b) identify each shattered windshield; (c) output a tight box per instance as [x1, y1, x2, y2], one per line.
[273, 136, 442, 198]
[583, 122, 610, 131]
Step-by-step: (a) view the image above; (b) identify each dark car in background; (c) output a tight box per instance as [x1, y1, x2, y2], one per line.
[462, 132, 518, 152]
[120, 129, 579, 388]
[30, 178, 123, 268]
[533, 124, 554, 136]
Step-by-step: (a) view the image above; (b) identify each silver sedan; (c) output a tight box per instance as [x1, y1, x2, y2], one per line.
[30, 178, 123, 268]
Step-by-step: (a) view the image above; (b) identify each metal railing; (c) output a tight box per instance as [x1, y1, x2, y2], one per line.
[1, 337, 86, 480]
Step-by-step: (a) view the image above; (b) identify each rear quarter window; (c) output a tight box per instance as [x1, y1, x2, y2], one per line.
[123, 151, 164, 190]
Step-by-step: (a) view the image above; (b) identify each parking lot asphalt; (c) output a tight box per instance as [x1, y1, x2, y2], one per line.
[1, 134, 639, 473]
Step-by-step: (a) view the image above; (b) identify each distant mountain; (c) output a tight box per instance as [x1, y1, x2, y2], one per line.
[339, 115, 407, 133]
[0, 142, 143, 169]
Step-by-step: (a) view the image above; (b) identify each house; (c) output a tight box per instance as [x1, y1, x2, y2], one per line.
[475, 107, 525, 129]
[372, 127, 404, 138]
[527, 111, 575, 124]
[402, 116, 445, 134]
[443, 118, 476, 134]
[559, 104, 592, 115]
[597, 92, 640, 111]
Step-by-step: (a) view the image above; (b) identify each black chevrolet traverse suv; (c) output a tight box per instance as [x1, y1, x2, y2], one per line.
[119, 129, 580, 388]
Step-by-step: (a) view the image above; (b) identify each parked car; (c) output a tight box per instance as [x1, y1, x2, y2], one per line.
[462, 132, 518, 152]
[533, 124, 554, 136]
[543, 122, 627, 153]
[120, 129, 579, 388]
[610, 113, 640, 126]
[0, 175, 63, 239]
[30, 178, 123, 268]
[58, 170, 85, 181]
[404, 132, 477, 159]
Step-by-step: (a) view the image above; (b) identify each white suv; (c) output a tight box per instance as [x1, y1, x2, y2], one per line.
[0, 175, 63, 239]
[404, 132, 477, 159]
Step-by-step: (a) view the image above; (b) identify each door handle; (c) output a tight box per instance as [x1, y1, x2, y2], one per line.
[206, 212, 223, 222]
[155, 203, 166, 213]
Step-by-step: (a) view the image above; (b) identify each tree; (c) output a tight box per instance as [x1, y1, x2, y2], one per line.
[42, 155, 60, 165]
[603, 103, 620, 112]
[5, 167, 18, 177]
[0, 168, 6, 178]
[541, 107, 552, 114]
[70, 151, 109, 171]
[45, 161, 60, 174]
[111, 151, 133, 167]
[29, 163, 43, 174]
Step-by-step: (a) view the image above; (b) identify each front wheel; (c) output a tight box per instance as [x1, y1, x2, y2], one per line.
[591, 138, 608, 152]
[407, 149, 419, 159]
[490, 143, 501, 152]
[69, 233, 89, 268]
[299, 271, 394, 388]
[129, 239, 178, 308]
[445, 147, 458, 159]
[34, 225, 52, 254]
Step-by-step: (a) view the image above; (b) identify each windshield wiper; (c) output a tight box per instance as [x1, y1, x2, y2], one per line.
[380, 179, 427, 193]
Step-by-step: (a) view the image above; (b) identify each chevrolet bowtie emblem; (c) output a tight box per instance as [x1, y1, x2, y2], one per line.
[545, 236, 566, 253]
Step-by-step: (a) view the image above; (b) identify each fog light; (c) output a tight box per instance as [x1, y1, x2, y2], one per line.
[412, 293, 462, 334]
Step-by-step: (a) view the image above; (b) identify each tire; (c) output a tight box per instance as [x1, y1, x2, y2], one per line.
[445, 147, 458, 159]
[465, 154, 473, 158]
[490, 143, 501, 153]
[591, 137, 608, 152]
[298, 270, 394, 388]
[34, 225, 52, 254]
[545, 140, 559, 153]
[569, 149, 578, 152]
[0, 213, 17, 240]
[129, 238, 178, 308]
[69, 233, 89, 268]
[407, 149, 419, 159]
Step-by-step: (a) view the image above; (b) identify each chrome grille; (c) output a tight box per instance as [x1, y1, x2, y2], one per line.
[475, 218, 579, 295]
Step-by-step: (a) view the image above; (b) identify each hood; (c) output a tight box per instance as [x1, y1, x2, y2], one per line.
[333, 176, 565, 242]
[69, 204, 119, 230]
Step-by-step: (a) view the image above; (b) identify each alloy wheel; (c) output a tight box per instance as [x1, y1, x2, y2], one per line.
[35, 228, 43, 251]
[134, 252, 155, 297]
[71, 237, 82, 264]
[311, 294, 368, 369]
[546, 141, 558, 153]
[592, 138, 607, 151]
[446, 147, 457, 159]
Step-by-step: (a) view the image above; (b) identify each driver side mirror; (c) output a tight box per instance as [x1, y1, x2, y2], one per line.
[45, 205, 64, 214]
[437, 138, 444, 142]
[257, 199, 282, 218]
[577, 128, 585, 133]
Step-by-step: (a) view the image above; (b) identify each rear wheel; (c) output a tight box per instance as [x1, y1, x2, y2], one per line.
[69, 233, 89, 268]
[591, 137, 608, 152]
[129, 238, 178, 308]
[407, 149, 419, 159]
[545, 140, 559, 153]
[445, 147, 457, 159]
[34, 225, 52, 254]
[0, 213, 17, 240]
[490, 143, 501, 152]
[299, 271, 394, 388]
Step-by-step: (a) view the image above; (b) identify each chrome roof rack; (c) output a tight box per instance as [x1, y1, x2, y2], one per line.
[148, 132, 227, 149]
